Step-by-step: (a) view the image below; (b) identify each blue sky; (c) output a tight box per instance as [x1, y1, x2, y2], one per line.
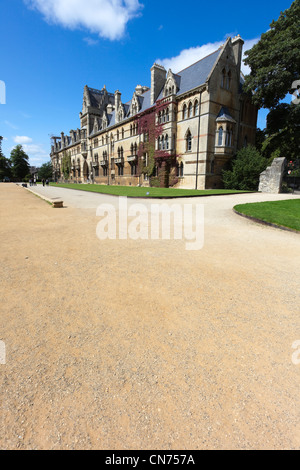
[0, 0, 294, 166]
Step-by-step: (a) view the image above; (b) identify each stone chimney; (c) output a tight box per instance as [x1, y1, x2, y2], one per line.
[60, 132, 65, 149]
[114, 90, 121, 122]
[232, 35, 244, 75]
[150, 63, 166, 105]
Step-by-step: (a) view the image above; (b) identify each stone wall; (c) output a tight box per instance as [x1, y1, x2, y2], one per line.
[258, 157, 286, 193]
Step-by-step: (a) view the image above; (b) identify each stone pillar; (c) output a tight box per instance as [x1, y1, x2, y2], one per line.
[258, 157, 286, 193]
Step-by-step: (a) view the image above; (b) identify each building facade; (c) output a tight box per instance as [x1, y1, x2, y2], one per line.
[50, 36, 258, 189]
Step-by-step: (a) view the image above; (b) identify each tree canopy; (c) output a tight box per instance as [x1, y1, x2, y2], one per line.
[243, 0, 300, 109]
[0, 136, 12, 180]
[10, 145, 30, 180]
[38, 161, 53, 180]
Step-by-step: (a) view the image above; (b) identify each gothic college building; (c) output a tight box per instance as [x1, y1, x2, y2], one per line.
[50, 36, 258, 189]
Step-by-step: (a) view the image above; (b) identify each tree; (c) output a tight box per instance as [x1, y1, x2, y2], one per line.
[38, 161, 53, 180]
[261, 103, 300, 162]
[222, 145, 268, 191]
[61, 151, 71, 179]
[10, 145, 30, 181]
[0, 136, 12, 180]
[243, 0, 300, 109]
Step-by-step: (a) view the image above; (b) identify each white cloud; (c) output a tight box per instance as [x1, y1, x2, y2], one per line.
[14, 135, 33, 144]
[83, 37, 99, 46]
[4, 120, 18, 130]
[156, 37, 260, 75]
[25, 0, 143, 40]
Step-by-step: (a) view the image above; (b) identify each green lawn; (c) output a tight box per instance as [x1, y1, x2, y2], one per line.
[49, 182, 252, 198]
[234, 199, 300, 232]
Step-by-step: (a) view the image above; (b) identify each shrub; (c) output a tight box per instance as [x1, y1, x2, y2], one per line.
[222, 145, 268, 191]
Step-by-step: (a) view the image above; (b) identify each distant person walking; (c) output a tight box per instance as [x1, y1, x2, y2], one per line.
[46, 179, 49, 186]
[42, 179, 45, 187]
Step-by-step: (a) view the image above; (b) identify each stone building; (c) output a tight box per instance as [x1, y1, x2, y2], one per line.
[50, 36, 258, 189]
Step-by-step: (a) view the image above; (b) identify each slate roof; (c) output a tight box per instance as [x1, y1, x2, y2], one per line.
[216, 106, 236, 123]
[157, 48, 221, 100]
[87, 46, 234, 136]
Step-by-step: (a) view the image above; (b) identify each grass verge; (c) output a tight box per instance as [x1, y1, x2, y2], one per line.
[234, 199, 300, 232]
[49, 182, 253, 198]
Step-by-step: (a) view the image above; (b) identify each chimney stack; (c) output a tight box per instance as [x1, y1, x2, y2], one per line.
[232, 35, 244, 76]
[150, 63, 166, 105]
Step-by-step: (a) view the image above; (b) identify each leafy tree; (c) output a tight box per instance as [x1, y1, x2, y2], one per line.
[222, 145, 268, 191]
[61, 151, 71, 179]
[0, 136, 12, 180]
[10, 144, 30, 181]
[38, 161, 53, 180]
[261, 103, 300, 161]
[243, 0, 300, 109]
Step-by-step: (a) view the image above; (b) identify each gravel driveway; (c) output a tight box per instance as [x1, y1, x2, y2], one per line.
[1, 183, 299, 449]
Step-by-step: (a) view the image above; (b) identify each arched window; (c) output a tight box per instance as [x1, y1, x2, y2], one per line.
[161, 135, 165, 150]
[186, 130, 192, 152]
[183, 104, 187, 120]
[157, 136, 161, 150]
[117, 130, 119, 141]
[188, 102, 193, 118]
[130, 124, 133, 136]
[177, 162, 184, 177]
[226, 129, 233, 147]
[226, 71, 231, 90]
[218, 127, 223, 146]
[165, 134, 169, 150]
[122, 128, 124, 139]
[166, 107, 169, 121]
[194, 100, 199, 116]
[221, 68, 226, 88]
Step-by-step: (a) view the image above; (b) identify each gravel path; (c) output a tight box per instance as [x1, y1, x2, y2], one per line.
[1, 183, 299, 450]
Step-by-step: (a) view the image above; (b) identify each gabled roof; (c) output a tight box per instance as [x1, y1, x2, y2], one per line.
[157, 48, 221, 100]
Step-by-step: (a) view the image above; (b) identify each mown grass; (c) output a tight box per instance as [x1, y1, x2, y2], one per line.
[234, 199, 300, 232]
[49, 182, 252, 198]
